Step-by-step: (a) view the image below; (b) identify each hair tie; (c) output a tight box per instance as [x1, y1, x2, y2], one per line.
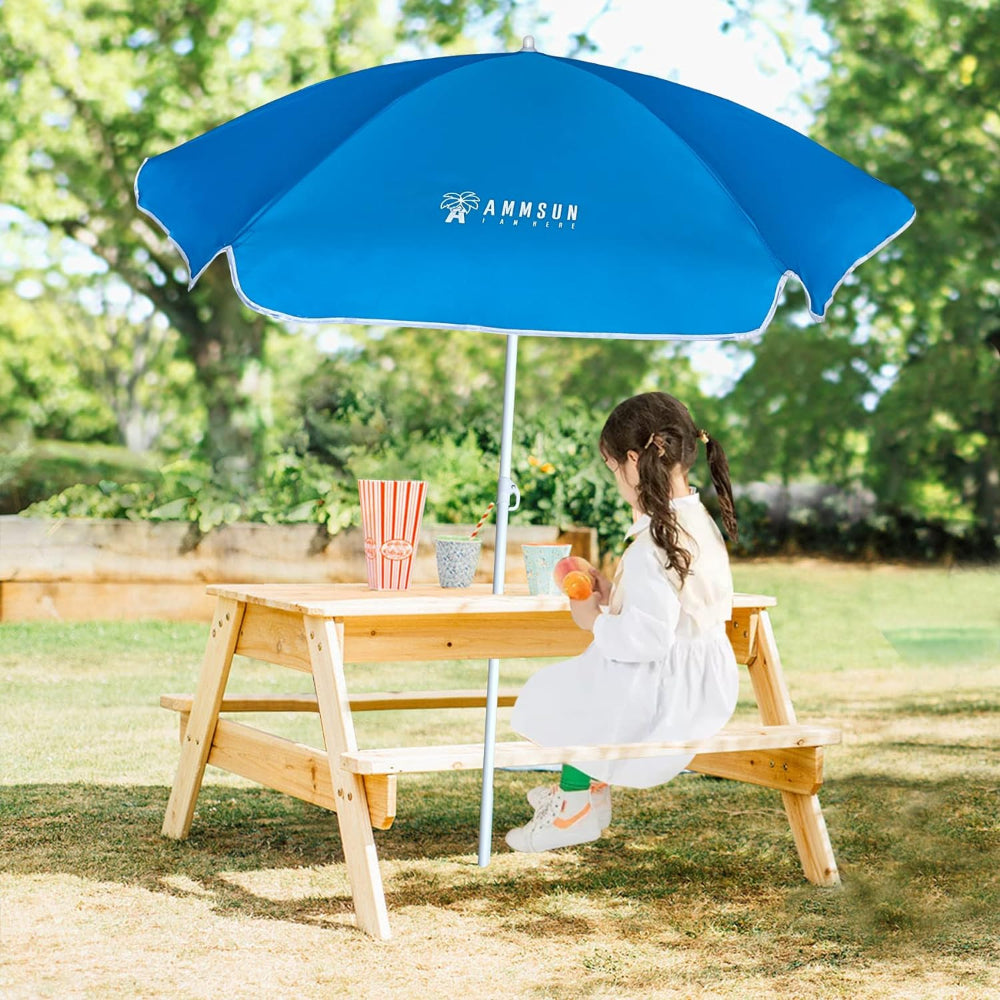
[644, 432, 666, 457]
[699, 429, 710, 445]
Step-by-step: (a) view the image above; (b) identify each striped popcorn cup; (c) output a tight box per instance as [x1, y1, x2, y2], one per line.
[357, 479, 428, 590]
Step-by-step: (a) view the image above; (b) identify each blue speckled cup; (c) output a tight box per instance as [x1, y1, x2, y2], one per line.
[521, 543, 571, 595]
[435, 536, 482, 588]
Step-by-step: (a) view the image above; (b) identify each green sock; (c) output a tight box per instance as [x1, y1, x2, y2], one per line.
[559, 764, 592, 792]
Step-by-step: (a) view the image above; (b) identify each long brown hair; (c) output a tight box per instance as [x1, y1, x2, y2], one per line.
[599, 392, 738, 584]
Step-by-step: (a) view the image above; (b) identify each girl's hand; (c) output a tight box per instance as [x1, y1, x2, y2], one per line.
[590, 569, 612, 606]
[569, 591, 602, 631]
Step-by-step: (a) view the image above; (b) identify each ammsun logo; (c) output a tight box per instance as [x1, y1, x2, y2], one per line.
[440, 191, 579, 229]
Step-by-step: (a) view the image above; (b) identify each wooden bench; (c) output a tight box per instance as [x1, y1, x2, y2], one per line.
[160, 584, 841, 940]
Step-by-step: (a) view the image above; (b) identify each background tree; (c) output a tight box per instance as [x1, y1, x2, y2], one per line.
[725, 0, 999, 535]
[721, 292, 874, 486]
[810, 0, 999, 535]
[0, 0, 537, 474]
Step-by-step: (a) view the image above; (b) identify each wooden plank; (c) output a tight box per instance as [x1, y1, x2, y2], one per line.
[752, 610, 840, 886]
[232, 602, 763, 664]
[782, 787, 840, 886]
[235, 603, 312, 672]
[162, 598, 245, 838]
[176, 713, 395, 829]
[165, 694, 319, 713]
[362, 773, 397, 831]
[747, 610, 797, 726]
[342, 612, 591, 662]
[207, 583, 777, 618]
[307, 615, 392, 940]
[162, 689, 522, 714]
[207, 717, 338, 810]
[726, 607, 757, 665]
[235, 600, 592, 664]
[340, 724, 842, 775]
[175, 698, 822, 793]
[687, 746, 824, 796]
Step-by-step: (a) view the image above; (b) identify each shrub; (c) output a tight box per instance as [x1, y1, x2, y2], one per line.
[0, 439, 161, 514]
[22, 452, 357, 535]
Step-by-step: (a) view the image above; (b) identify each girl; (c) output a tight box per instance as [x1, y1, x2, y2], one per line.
[506, 391, 741, 853]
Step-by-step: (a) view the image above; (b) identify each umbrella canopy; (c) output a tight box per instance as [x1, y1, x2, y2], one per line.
[135, 40, 914, 868]
[136, 43, 914, 339]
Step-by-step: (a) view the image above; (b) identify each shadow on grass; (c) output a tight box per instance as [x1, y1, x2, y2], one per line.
[1, 771, 997, 961]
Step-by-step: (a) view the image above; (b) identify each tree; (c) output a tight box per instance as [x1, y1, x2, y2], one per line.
[0, 208, 204, 449]
[0, 0, 530, 474]
[296, 322, 702, 473]
[722, 297, 874, 486]
[810, 0, 999, 535]
[726, 0, 999, 534]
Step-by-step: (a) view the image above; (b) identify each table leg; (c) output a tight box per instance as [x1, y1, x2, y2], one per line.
[306, 615, 391, 941]
[162, 597, 245, 839]
[748, 610, 840, 886]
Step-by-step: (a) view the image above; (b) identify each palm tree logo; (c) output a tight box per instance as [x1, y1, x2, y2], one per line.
[440, 191, 480, 224]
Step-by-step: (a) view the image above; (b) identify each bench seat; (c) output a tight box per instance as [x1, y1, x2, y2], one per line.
[161, 693, 840, 800]
[339, 723, 841, 775]
[160, 690, 521, 714]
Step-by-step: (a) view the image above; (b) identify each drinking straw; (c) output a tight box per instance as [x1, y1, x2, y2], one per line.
[469, 502, 496, 539]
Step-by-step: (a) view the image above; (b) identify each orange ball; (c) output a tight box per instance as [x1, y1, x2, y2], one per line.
[561, 569, 593, 601]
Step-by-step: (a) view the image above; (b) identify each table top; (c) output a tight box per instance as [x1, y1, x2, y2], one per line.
[205, 583, 777, 617]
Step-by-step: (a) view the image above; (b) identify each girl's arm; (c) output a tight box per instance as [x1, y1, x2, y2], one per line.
[590, 544, 680, 662]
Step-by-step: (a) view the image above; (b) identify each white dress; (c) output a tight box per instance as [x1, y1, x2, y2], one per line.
[510, 489, 739, 788]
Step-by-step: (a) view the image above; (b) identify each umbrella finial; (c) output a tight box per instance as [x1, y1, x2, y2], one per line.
[520, 35, 536, 52]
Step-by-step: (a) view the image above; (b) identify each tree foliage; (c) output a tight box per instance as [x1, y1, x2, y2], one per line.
[3, 0, 996, 553]
[809, 0, 999, 534]
[0, 0, 534, 472]
[725, 0, 999, 534]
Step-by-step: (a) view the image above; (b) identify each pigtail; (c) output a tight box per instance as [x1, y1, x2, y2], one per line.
[636, 442, 693, 584]
[703, 433, 739, 542]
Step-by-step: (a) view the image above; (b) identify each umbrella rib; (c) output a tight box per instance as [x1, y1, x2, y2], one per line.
[554, 55, 918, 320]
[230, 55, 505, 254]
[550, 55, 791, 280]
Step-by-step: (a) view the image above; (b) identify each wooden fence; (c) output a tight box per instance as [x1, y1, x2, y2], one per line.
[0, 516, 597, 622]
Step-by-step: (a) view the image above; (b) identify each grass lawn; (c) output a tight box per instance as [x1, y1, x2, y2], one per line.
[1, 559, 998, 999]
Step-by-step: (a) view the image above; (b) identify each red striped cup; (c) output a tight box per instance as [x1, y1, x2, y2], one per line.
[357, 480, 428, 590]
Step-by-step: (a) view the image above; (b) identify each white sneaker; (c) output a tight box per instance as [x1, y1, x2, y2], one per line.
[527, 781, 612, 829]
[505, 788, 604, 853]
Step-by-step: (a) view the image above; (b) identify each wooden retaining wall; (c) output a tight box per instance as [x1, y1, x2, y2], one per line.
[0, 516, 597, 622]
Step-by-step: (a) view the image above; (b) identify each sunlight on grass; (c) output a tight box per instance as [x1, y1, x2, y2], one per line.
[1, 561, 998, 999]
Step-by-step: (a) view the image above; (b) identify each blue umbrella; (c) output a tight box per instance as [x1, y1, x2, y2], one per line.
[136, 37, 914, 863]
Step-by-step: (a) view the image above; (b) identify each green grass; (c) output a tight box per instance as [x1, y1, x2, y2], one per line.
[1, 561, 998, 999]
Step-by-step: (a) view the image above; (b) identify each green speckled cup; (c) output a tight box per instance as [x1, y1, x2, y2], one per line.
[435, 536, 482, 588]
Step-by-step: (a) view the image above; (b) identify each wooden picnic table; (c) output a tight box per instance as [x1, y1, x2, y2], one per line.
[160, 583, 841, 940]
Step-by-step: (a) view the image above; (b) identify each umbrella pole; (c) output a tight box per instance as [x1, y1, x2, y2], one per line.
[478, 332, 520, 866]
